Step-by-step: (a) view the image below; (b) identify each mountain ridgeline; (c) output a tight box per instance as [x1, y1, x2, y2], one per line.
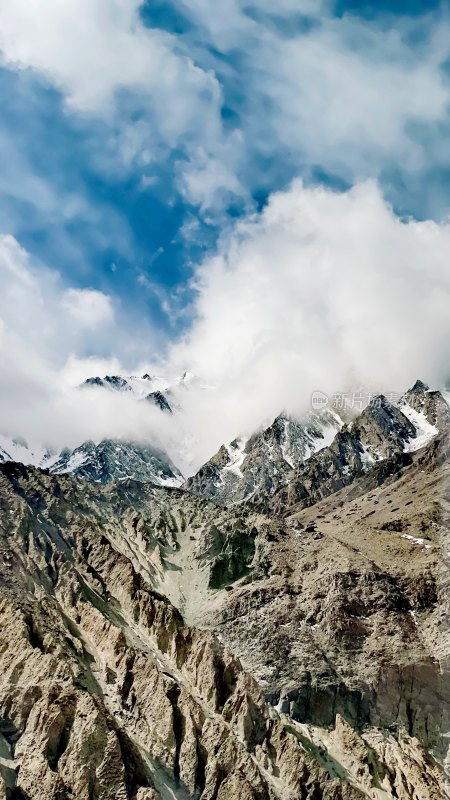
[185, 380, 450, 513]
[0, 378, 449, 799]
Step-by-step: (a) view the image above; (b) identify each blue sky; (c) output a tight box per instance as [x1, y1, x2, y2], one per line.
[0, 0, 450, 360]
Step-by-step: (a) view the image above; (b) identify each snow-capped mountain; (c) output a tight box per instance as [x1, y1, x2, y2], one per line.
[400, 379, 450, 450]
[82, 372, 170, 397]
[184, 409, 342, 504]
[265, 381, 450, 514]
[0, 435, 57, 469]
[78, 369, 215, 474]
[0, 434, 183, 487]
[1, 377, 447, 497]
[185, 380, 449, 510]
[50, 439, 183, 486]
[146, 391, 173, 413]
[0, 370, 201, 486]
[81, 370, 205, 412]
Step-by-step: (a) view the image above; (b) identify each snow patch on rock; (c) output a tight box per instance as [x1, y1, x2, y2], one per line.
[401, 405, 439, 452]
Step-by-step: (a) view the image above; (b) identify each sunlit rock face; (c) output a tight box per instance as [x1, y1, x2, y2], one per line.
[0, 381, 448, 799]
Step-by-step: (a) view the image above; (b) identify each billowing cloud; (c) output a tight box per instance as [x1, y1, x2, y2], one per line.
[165, 179, 450, 465]
[0, 234, 168, 453]
[0, 0, 217, 121]
[1, 5, 450, 472]
[61, 288, 114, 330]
[2, 180, 450, 474]
[0, 0, 233, 211]
[0, 235, 116, 363]
[1, 1, 450, 214]
[257, 17, 450, 179]
[171, 1, 450, 208]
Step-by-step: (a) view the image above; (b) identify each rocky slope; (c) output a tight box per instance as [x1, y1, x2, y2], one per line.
[0, 463, 392, 800]
[0, 437, 183, 489]
[0, 441, 448, 797]
[186, 381, 450, 516]
[0, 380, 449, 798]
[260, 384, 450, 515]
[185, 411, 342, 505]
[0, 370, 194, 485]
[50, 439, 183, 487]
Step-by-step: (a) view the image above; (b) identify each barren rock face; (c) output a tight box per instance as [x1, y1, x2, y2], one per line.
[0, 382, 449, 799]
[50, 438, 183, 487]
[184, 411, 342, 506]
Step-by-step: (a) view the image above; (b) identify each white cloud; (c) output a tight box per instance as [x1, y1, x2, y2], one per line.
[173, 2, 450, 208]
[164, 180, 450, 465]
[0, 235, 117, 361]
[61, 288, 114, 330]
[177, 135, 245, 211]
[0, 0, 231, 200]
[0, 0, 239, 212]
[2, 179, 450, 473]
[258, 17, 450, 179]
[0, 0, 211, 118]
[2, 6, 450, 471]
[2, 0, 450, 213]
[59, 355, 125, 388]
[0, 233, 176, 452]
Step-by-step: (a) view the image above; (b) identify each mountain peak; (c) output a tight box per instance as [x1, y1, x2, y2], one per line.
[409, 379, 430, 394]
[146, 390, 172, 414]
[82, 374, 131, 392]
[51, 438, 182, 486]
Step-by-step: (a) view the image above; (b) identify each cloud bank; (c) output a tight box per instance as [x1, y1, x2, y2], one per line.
[0, 235, 171, 455]
[0, 0, 237, 212]
[2, 181, 450, 472]
[165, 179, 450, 465]
[1, 1, 450, 216]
